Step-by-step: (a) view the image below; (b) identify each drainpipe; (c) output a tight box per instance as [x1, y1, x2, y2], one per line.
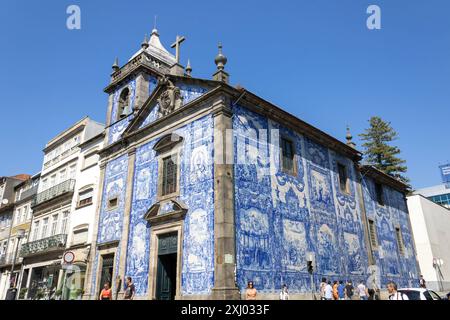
[355, 168, 375, 266]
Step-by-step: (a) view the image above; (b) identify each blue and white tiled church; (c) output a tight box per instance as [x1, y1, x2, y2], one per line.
[84, 27, 420, 300]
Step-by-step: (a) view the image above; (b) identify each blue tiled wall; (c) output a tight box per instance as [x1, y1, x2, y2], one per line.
[233, 104, 416, 293]
[124, 115, 215, 296]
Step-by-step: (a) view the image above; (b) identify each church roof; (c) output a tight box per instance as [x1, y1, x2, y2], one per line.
[360, 165, 410, 193]
[130, 29, 176, 66]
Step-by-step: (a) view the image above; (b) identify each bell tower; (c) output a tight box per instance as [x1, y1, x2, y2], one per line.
[104, 27, 179, 128]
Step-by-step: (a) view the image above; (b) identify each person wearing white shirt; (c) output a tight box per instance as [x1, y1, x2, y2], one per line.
[357, 280, 368, 300]
[387, 281, 409, 300]
[324, 281, 333, 300]
[279, 284, 289, 300]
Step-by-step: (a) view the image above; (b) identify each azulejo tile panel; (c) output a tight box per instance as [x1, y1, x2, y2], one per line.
[233, 104, 418, 293]
[124, 115, 215, 296]
[179, 116, 215, 295]
[362, 177, 419, 287]
[97, 155, 129, 244]
[125, 140, 157, 296]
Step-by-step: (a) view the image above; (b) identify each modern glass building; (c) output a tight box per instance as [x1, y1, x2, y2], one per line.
[429, 193, 450, 208]
[415, 184, 450, 209]
[414, 165, 450, 209]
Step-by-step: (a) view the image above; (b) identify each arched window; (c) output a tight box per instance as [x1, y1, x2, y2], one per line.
[154, 133, 184, 199]
[117, 88, 130, 120]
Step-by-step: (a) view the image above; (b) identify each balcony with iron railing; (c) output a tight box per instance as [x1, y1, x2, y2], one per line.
[20, 234, 67, 258]
[32, 179, 75, 208]
[16, 185, 38, 202]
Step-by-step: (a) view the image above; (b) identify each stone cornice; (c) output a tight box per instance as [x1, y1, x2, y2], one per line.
[97, 240, 120, 250]
[104, 52, 166, 94]
[43, 118, 88, 152]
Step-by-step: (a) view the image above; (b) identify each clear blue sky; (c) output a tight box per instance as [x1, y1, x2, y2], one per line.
[1, 0, 449, 189]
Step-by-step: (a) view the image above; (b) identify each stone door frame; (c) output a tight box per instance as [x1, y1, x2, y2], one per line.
[147, 221, 184, 300]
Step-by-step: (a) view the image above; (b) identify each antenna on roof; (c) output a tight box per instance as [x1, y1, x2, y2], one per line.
[154, 15, 158, 30]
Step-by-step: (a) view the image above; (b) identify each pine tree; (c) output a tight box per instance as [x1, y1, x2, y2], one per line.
[359, 116, 409, 184]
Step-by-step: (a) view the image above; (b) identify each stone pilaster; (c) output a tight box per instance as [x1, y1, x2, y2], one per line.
[116, 147, 137, 299]
[134, 73, 150, 112]
[170, 63, 185, 76]
[105, 94, 114, 127]
[211, 98, 240, 300]
[212, 70, 229, 84]
[83, 161, 107, 300]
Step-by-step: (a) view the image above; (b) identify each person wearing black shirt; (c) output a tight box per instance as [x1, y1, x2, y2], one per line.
[124, 277, 136, 300]
[345, 280, 354, 300]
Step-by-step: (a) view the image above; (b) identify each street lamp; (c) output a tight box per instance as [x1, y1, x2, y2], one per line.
[306, 252, 316, 300]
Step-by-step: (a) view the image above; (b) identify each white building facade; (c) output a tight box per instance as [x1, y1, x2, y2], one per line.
[407, 194, 450, 291]
[60, 132, 104, 300]
[0, 175, 31, 299]
[19, 117, 104, 300]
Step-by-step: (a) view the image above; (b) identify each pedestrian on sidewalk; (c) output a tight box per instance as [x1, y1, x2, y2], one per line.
[419, 275, 426, 289]
[124, 277, 136, 300]
[337, 281, 345, 300]
[357, 280, 368, 300]
[387, 281, 409, 300]
[99, 282, 112, 300]
[332, 281, 339, 300]
[319, 278, 327, 300]
[324, 281, 333, 300]
[279, 284, 289, 300]
[246, 281, 257, 300]
[345, 280, 354, 300]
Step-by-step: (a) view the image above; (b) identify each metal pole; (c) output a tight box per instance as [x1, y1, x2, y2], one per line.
[310, 273, 315, 300]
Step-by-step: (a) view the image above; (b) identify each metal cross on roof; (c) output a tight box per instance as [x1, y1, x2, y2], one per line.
[171, 35, 186, 64]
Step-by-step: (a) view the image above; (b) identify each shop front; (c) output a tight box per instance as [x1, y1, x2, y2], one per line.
[27, 262, 62, 300]
[60, 247, 90, 300]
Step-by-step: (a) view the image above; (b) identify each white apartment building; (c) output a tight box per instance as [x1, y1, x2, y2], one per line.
[19, 117, 104, 300]
[60, 132, 104, 300]
[0, 174, 31, 299]
[5, 174, 41, 299]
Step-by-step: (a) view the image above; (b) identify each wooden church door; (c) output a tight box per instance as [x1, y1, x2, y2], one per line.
[155, 233, 178, 300]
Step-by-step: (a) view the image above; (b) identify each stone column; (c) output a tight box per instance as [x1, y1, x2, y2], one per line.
[24, 267, 33, 300]
[83, 162, 106, 300]
[57, 269, 65, 292]
[105, 94, 114, 127]
[211, 97, 240, 300]
[134, 73, 150, 112]
[116, 147, 137, 299]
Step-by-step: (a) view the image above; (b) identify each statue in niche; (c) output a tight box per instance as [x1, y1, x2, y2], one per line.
[157, 77, 184, 118]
